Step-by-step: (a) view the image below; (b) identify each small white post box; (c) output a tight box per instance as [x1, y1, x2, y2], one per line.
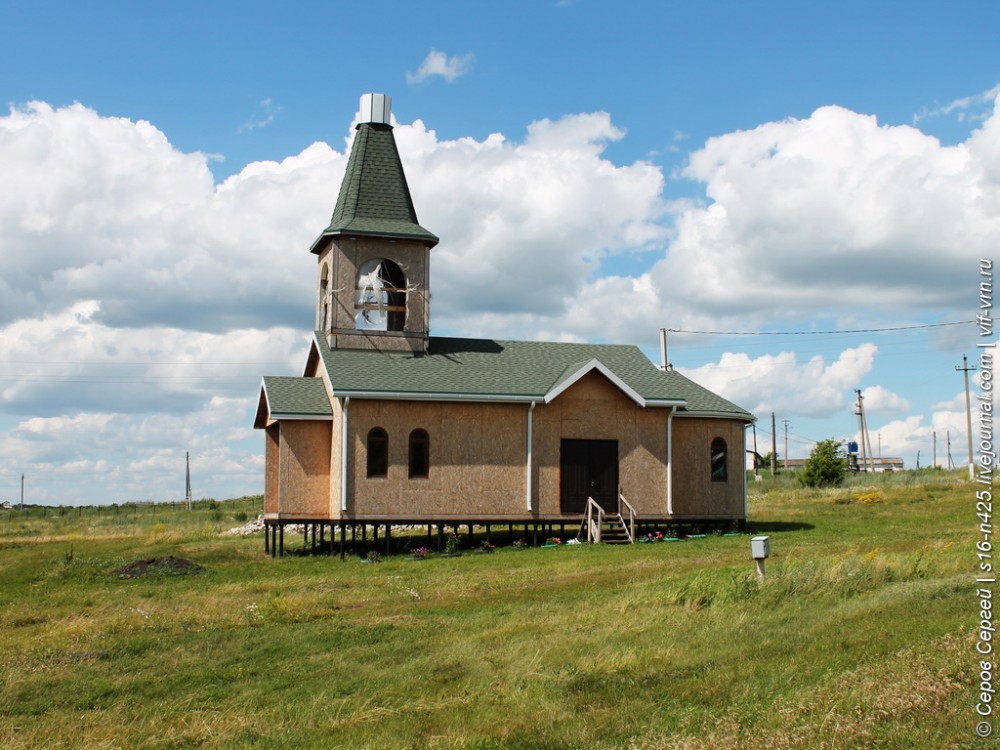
[750, 536, 770, 560]
[750, 535, 770, 579]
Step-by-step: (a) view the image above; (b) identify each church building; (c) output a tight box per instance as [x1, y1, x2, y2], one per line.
[254, 94, 754, 554]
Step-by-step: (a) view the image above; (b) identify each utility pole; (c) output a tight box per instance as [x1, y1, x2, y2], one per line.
[782, 419, 790, 471]
[185, 452, 192, 511]
[957, 354, 978, 479]
[947, 431, 955, 470]
[20, 473, 24, 510]
[854, 391, 865, 471]
[770, 412, 777, 476]
[854, 390, 875, 473]
[933, 431, 938, 469]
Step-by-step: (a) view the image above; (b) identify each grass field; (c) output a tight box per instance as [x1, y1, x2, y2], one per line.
[0, 473, 975, 749]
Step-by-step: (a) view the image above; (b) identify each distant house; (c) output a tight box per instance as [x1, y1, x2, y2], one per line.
[254, 94, 754, 555]
[782, 457, 905, 473]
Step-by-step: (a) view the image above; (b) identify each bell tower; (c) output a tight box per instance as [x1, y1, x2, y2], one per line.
[310, 93, 438, 353]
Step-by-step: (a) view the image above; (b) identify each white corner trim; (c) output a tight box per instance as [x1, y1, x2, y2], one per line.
[340, 396, 350, 513]
[667, 405, 676, 516]
[526, 401, 536, 511]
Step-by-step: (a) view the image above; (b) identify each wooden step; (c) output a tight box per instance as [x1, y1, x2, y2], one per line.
[600, 522, 633, 544]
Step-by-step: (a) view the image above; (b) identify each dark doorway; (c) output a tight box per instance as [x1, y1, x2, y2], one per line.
[560, 439, 619, 513]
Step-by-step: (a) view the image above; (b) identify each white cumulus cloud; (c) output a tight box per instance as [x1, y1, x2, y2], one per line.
[653, 103, 999, 324]
[684, 343, 879, 419]
[872, 404, 972, 469]
[394, 111, 669, 329]
[861, 384, 911, 415]
[406, 49, 475, 84]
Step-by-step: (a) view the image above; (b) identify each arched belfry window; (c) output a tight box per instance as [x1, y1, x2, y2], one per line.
[319, 263, 330, 332]
[711, 438, 728, 482]
[408, 429, 429, 479]
[355, 259, 406, 332]
[367, 427, 388, 479]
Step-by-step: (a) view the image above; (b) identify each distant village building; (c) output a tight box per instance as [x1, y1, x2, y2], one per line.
[782, 456, 905, 473]
[254, 94, 754, 554]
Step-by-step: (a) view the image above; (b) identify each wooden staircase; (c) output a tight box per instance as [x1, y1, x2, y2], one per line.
[599, 514, 634, 544]
[577, 491, 636, 544]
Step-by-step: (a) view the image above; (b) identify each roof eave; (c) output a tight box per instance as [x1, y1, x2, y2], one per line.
[253, 381, 271, 429]
[330, 389, 540, 404]
[675, 410, 756, 422]
[268, 413, 334, 421]
[310, 227, 440, 254]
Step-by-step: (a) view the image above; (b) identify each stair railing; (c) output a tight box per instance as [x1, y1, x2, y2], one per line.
[618, 489, 636, 544]
[578, 496, 603, 543]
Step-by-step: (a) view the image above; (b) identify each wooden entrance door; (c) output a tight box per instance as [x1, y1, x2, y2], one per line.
[560, 439, 619, 514]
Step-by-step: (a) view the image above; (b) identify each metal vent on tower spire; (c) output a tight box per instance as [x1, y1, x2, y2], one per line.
[359, 93, 391, 125]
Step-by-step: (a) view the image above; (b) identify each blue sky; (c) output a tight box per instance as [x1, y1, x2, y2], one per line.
[1, 1, 996, 504]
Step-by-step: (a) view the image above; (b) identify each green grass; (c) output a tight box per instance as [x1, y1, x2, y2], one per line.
[0, 475, 974, 748]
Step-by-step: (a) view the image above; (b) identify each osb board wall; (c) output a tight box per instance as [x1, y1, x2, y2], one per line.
[671, 417, 746, 518]
[629, 408, 670, 515]
[324, 374, 745, 521]
[264, 425, 280, 515]
[324, 236, 429, 338]
[534, 371, 668, 516]
[348, 399, 526, 518]
[277, 420, 333, 516]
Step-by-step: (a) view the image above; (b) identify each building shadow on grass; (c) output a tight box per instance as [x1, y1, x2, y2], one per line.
[745, 521, 815, 533]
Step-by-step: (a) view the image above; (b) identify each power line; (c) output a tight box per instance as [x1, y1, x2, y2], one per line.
[0, 375, 259, 385]
[667, 320, 974, 336]
[1, 359, 290, 366]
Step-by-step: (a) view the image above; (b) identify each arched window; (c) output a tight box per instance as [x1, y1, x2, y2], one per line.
[408, 429, 429, 479]
[711, 438, 728, 482]
[367, 427, 388, 478]
[355, 259, 406, 332]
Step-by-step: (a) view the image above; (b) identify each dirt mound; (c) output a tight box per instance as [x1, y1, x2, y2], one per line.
[114, 555, 204, 579]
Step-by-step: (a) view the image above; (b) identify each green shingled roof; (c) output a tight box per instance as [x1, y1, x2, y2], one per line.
[313, 334, 753, 420]
[312, 122, 438, 251]
[255, 376, 331, 428]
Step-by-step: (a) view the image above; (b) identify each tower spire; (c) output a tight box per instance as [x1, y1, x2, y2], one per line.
[310, 94, 437, 354]
[310, 94, 438, 255]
